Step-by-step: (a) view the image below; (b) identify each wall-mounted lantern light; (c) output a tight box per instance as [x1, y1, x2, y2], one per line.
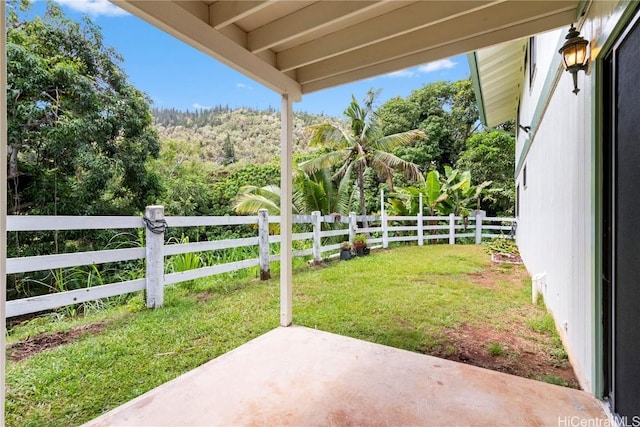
[558, 24, 589, 95]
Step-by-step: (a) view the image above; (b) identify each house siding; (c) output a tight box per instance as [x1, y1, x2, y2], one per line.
[515, 1, 620, 394]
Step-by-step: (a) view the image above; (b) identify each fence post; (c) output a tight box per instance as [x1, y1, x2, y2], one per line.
[258, 209, 271, 280]
[144, 205, 165, 308]
[475, 211, 484, 244]
[381, 189, 388, 248]
[349, 212, 357, 244]
[312, 211, 322, 264]
[418, 193, 424, 246]
[449, 213, 455, 245]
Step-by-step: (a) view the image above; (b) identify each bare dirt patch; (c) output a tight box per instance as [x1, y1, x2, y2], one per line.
[7, 322, 108, 362]
[467, 263, 529, 288]
[426, 265, 580, 388]
[432, 323, 579, 388]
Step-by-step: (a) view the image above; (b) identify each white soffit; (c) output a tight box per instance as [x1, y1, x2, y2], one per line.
[112, 1, 579, 100]
[471, 38, 528, 127]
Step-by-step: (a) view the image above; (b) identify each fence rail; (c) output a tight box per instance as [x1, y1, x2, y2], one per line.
[6, 209, 516, 318]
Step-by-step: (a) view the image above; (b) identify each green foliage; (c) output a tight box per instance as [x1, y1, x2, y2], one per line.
[150, 139, 216, 216]
[484, 237, 520, 256]
[387, 170, 447, 216]
[208, 163, 281, 217]
[488, 342, 505, 357]
[377, 80, 479, 170]
[7, 2, 161, 216]
[458, 131, 516, 216]
[527, 311, 556, 335]
[293, 168, 352, 216]
[389, 167, 498, 217]
[234, 164, 352, 217]
[166, 236, 203, 273]
[439, 166, 498, 216]
[536, 375, 570, 387]
[234, 184, 288, 216]
[352, 233, 368, 247]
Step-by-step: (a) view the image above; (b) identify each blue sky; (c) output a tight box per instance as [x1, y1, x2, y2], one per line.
[39, 0, 470, 117]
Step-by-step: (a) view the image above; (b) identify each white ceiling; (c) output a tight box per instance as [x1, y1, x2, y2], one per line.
[113, 1, 579, 101]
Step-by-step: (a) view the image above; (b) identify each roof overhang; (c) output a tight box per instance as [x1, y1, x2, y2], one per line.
[468, 39, 528, 128]
[112, 1, 581, 101]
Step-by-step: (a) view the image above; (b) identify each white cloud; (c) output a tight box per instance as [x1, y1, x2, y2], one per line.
[418, 58, 457, 73]
[384, 58, 458, 79]
[236, 83, 254, 90]
[54, 0, 129, 17]
[386, 69, 415, 78]
[192, 103, 212, 110]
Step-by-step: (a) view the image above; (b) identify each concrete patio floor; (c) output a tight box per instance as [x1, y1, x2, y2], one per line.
[84, 326, 606, 426]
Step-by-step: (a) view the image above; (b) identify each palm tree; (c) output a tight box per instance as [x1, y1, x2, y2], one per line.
[233, 167, 351, 216]
[299, 89, 424, 228]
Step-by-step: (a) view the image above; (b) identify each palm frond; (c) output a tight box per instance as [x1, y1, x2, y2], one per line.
[371, 150, 423, 183]
[233, 193, 282, 215]
[308, 122, 351, 149]
[298, 149, 350, 175]
[373, 129, 426, 152]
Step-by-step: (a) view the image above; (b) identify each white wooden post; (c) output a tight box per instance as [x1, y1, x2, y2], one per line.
[0, 3, 7, 423]
[258, 209, 271, 280]
[280, 94, 293, 327]
[144, 205, 165, 308]
[311, 211, 321, 264]
[475, 212, 484, 244]
[449, 213, 456, 245]
[381, 189, 389, 248]
[348, 212, 357, 244]
[418, 193, 424, 246]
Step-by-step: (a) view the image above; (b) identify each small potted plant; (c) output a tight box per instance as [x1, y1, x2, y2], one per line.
[339, 241, 352, 260]
[353, 233, 368, 256]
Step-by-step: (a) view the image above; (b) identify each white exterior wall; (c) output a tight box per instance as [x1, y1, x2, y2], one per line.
[516, 1, 621, 393]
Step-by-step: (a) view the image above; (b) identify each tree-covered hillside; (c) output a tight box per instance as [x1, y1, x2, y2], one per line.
[152, 107, 335, 165]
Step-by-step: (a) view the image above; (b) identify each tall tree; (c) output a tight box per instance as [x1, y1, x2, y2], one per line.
[7, 2, 161, 215]
[221, 135, 236, 166]
[377, 79, 479, 171]
[457, 131, 515, 216]
[300, 90, 424, 226]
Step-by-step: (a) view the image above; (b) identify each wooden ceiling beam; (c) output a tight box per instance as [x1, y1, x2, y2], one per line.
[297, 1, 576, 85]
[277, 0, 498, 72]
[209, 1, 273, 30]
[248, 1, 381, 53]
[301, 7, 576, 93]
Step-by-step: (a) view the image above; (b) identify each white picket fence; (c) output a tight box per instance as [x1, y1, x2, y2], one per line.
[5, 208, 516, 318]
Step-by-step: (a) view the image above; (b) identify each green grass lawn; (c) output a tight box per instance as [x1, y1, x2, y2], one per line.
[5, 245, 570, 427]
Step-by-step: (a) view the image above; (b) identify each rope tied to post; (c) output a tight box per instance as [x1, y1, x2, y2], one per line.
[143, 216, 167, 234]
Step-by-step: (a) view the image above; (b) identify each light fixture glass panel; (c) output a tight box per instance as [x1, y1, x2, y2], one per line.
[575, 44, 587, 65]
[563, 47, 577, 68]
